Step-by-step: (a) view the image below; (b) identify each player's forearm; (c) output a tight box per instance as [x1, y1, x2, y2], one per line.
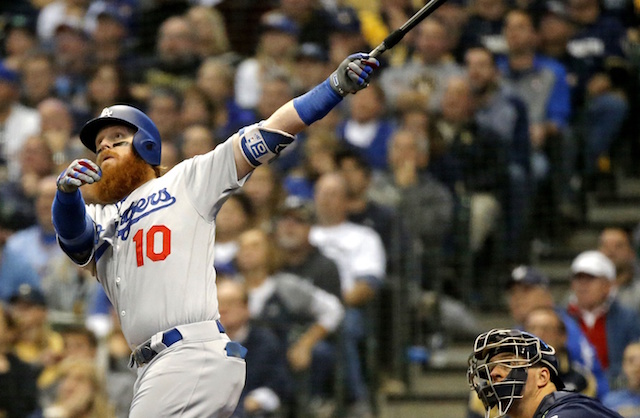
[262, 101, 310, 136]
[52, 190, 94, 253]
[298, 323, 330, 350]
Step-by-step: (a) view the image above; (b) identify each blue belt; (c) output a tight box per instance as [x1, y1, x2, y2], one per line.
[130, 320, 228, 367]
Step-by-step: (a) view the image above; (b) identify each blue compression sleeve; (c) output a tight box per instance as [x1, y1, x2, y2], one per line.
[52, 190, 94, 253]
[293, 78, 343, 125]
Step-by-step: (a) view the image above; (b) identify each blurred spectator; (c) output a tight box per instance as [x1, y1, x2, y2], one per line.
[181, 124, 215, 159]
[234, 12, 299, 110]
[235, 228, 344, 412]
[214, 0, 276, 56]
[336, 150, 400, 266]
[356, 0, 416, 66]
[130, 15, 200, 102]
[0, 61, 41, 181]
[327, 6, 369, 68]
[379, 17, 464, 111]
[310, 172, 386, 417]
[370, 128, 454, 284]
[457, 0, 509, 57]
[255, 74, 299, 173]
[282, 130, 341, 200]
[85, 63, 132, 118]
[179, 86, 215, 130]
[274, 195, 342, 299]
[0, 302, 39, 418]
[277, 0, 334, 50]
[0, 225, 41, 303]
[214, 191, 255, 277]
[105, 325, 136, 418]
[35, 358, 115, 418]
[11, 135, 55, 216]
[506, 265, 609, 398]
[20, 51, 58, 108]
[185, 5, 231, 60]
[242, 164, 285, 231]
[599, 227, 640, 312]
[218, 279, 292, 418]
[497, 8, 572, 185]
[3, 13, 38, 71]
[336, 84, 395, 172]
[36, 0, 88, 44]
[566, 250, 640, 388]
[9, 284, 65, 389]
[566, 0, 626, 77]
[525, 307, 598, 396]
[89, 4, 132, 67]
[40, 255, 98, 325]
[38, 98, 85, 171]
[51, 19, 92, 110]
[292, 42, 331, 94]
[134, 0, 190, 58]
[430, 76, 507, 259]
[196, 57, 256, 141]
[465, 45, 533, 262]
[145, 87, 183, 146]
[603, 341, 640, 417]
[2, 175, 65, 280]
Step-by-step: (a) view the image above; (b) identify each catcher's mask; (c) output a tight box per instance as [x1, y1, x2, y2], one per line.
[467, 328, 564, 418]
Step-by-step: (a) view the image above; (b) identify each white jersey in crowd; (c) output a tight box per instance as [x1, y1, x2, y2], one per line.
[309, 222, 386, 294]
[83, 139, 247, 347]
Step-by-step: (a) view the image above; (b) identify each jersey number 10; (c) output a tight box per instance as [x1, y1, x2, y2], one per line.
[132, 226, 171, 267]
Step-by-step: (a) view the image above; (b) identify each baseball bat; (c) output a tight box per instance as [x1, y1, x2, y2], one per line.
[369, 0, 450, 59]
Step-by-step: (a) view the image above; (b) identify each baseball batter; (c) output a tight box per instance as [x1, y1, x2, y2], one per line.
[51, 53, 378, 417]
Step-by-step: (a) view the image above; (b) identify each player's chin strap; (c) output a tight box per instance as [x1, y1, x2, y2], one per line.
[238, 124, 295, 167]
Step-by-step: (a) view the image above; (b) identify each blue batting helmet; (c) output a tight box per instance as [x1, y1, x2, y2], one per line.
[79, 105, 161, 166]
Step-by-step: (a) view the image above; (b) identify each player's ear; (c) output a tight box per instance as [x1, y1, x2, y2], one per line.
[535, 366, 551, 389]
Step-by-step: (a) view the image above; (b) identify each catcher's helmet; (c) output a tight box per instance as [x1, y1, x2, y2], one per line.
[467, 329, 564, 418]
[79, 105, 161, 166]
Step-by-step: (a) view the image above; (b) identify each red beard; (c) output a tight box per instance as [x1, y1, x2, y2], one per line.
[87, 150, 156, 204]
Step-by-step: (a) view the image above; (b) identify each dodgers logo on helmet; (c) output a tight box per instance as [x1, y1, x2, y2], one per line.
[79, 105, 162, 166]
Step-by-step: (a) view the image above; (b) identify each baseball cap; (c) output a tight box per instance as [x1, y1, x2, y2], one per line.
[10, 284, 46, 307]
[279, 195, 315, 223]
[331, 7, 361, 34]
[296, 42, 329, 63]
[0, 61, 19, 85]
[507, 265, 550, 289]
[54, 17, 89, 38]
[4, 13, 37, 36]
[96, 4, 129, 27]
[260, 12, 300, 37]
[570, 250, 616, 280]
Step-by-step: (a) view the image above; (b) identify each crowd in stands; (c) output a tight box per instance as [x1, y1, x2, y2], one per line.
[2, 0, 640, 417]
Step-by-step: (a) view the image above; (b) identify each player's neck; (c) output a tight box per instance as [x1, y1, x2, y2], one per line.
[242, 269, 269, 287]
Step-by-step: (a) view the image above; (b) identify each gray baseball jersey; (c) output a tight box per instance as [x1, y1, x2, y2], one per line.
[85, 139, 246, 347]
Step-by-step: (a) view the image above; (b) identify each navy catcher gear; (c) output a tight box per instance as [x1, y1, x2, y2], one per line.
[80, 105, 162, 166]
[467, 329, 564, 418]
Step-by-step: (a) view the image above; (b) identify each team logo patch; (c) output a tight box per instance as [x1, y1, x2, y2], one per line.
[101, 107, 113, 117]
[245, 131, 270, 160]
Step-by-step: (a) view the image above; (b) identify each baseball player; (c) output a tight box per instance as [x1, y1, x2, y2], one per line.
[51, 53, 378, 417]
[468, 328, 623, 418]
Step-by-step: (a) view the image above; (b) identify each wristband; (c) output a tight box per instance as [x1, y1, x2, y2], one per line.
[293, 78, 343, 126]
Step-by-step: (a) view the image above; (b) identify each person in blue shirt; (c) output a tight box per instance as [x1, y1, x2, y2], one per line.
[604, 341, 640, 417]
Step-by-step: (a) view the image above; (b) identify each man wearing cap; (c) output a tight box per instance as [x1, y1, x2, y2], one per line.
[566, 250, 640, 387]
[274, 196, 342, 299]
[0, 61, 41, 181]
[506, 265, 609, 398]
